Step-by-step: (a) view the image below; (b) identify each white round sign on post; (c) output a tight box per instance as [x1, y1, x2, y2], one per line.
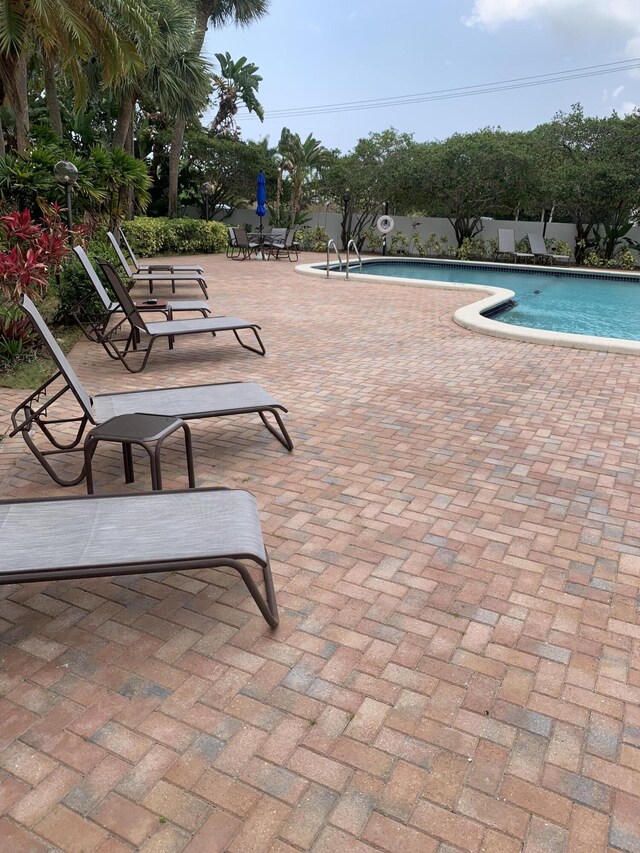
[376, 215, 395, 235]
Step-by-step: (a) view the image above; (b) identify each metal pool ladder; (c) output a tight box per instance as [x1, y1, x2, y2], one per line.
[345, 239, 362, 280]
[326, 239, 342, 278]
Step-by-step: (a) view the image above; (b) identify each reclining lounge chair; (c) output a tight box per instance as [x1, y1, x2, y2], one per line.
[106, 232, 209, 298]
[74, 247, 211, 319]
[527, 232, 571, 265]
[11, 295, 293, 487]
[118, 228, 205, 276]
[0, 488, 279, 627]
[497, 229, 534, 264]
[73, 261, 266, 373]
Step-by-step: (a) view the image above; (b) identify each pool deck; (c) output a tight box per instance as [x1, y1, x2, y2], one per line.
[1, 252, 640, 851]
[297, 257, 640, 355]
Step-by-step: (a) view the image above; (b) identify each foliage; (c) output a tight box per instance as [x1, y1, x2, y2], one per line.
[456, 236, 490, 261]
[0, 302, 40, 366]
[390, 231, 410, 255]
[362, 227, 383, 254]
[122, 217, 227, 256]
[51, 237, 115, 323]
[294, 226, 329, 252]
[412, 233, 455, 259]
[0, 207, 70, 301]
[209, 53, 263, 138]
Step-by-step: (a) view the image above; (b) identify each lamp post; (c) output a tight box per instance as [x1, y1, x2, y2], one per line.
[342, 191, 351, 248]
[201, 182, 214, 222]
[54, 161, 79, 246]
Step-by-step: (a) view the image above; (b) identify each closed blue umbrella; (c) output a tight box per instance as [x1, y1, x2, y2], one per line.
[256, 171, 267, 240]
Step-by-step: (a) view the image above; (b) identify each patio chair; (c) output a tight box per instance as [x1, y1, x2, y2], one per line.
[74, 247, 211, 319]
[231, 227, 262, 260]
[106, 231, 209, 298]
[73, 260, 265, 373]
[117, 228, 204, 276]
[226, 227, 240, 259]
[0, 488, 279, 627]
[527, 232, 571, 265]
[267, 229, 300, 262]
[497, 229, 534, 264]
[10, 295, 292, 487]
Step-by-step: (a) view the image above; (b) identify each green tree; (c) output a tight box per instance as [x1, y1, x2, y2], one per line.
[209, 52, 263, 138]
[0, 0, 148, 151]
[167, 0, 269, 217]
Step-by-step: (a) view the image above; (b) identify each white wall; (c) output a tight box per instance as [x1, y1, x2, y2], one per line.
[226, 208, 640, 255]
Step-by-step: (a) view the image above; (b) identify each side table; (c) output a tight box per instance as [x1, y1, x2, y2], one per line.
[84, 413, 196, 494]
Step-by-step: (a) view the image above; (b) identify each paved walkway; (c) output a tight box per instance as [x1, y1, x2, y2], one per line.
[1, 253, 639, 852]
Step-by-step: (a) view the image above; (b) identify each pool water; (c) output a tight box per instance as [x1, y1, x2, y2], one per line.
[347, 260, 640, 340]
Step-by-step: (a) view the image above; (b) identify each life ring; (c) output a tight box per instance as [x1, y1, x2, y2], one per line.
[376, 215, 395, 235]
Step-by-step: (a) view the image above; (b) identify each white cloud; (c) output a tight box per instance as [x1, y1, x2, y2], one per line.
[620, 100, 639, 114]
[464, 0, 640, 56]
[613, 85, 625, 98]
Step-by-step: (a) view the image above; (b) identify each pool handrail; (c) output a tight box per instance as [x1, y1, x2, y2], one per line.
[326, 239, 343, 278]
[345, 239, 362, 280]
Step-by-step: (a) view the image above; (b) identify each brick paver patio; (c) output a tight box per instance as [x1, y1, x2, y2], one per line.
[1, 253, 640, 852]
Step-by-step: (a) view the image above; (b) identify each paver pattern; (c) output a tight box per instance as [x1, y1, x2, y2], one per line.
[1, 253, 640, 852]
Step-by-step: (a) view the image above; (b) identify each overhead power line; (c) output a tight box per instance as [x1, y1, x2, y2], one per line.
[237, 58, 640, 121]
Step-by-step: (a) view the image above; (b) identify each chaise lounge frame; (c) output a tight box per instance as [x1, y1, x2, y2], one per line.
[71, 261, 266, 373]
[10, 295, 293, 488]
[0, 488, 279, 627]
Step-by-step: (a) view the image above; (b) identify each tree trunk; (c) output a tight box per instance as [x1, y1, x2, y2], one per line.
[43, 55, 63, 139]
[168, 6, 208, 218]
[125, 120, 135, 220]
[0, 116, 5, 158]
[113, 95, 134, 150]
[168, 118, 185, 218]
[0, 55, 30, 151]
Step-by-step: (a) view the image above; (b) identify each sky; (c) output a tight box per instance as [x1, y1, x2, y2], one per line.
[202, 0, 640, 153]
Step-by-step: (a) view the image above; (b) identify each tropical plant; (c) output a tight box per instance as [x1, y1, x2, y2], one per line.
[0, 0, 150, 151]
[167, 0, 270, 217]
[209, 52, 263, 138]
[0, 208, 69, 301]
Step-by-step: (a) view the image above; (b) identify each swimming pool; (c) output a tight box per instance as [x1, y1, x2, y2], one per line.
[332, 259, 640, 341]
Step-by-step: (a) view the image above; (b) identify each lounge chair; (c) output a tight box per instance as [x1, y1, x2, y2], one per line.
[106, 232, 209, 298]
[527, 232, 571, 265]
[11, 295, 292, 486]
[231, 227, 262, 260]
[118, 228, 205, 276]
[497, 229, 534, 264]
[267, 229, 300, 262]
[73, 261, 265, 373]
[0, 489, 279, 627]
[74, 247, 211, 319]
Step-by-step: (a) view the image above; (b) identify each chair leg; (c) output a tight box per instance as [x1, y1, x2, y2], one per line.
[258, 409, 293, 451]
[225, 554, 279, 627]
[232, 326, 266, 356]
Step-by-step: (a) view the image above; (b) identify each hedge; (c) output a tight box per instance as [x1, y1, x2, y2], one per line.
[121, 217, 228, 257]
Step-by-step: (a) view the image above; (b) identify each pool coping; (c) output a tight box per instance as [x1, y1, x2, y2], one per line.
[295, 256, 640, 355]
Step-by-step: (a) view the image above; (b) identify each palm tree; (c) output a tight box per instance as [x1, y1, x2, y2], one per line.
[0, 0, 148, 151]
[278, 128, 327, 221]
[112, 0, 211, 152]
[209, 52, 263, 138]
[167, 0, 269, 217]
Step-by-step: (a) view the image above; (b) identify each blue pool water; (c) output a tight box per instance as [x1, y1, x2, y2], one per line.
[345, 260, 640, 340]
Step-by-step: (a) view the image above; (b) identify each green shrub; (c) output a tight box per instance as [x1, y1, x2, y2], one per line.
[0, 301, 40, 366]
[457, 236, 489, 261]
[362, 227, 383, 253]
[583, 250, 604, 268]
[295, 226, 330, 252]
[51, 238, 115, 324]
[390, 231, 410, 255]
[121, 217, 227, 257]
[608, 248, 636, 270]
[552, 240, 572, 258]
